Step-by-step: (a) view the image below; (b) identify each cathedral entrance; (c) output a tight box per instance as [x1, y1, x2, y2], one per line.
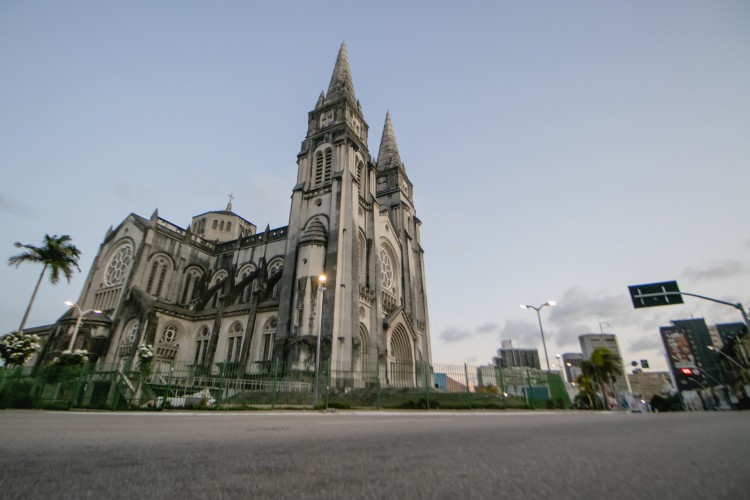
[388, 325, 414, 387]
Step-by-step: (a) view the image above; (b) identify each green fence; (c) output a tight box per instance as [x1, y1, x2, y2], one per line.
[0, 360, 570, 411]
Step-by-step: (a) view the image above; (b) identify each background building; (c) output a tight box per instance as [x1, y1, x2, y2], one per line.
[661, 318, 721, 392]
[493, 340, 541, 369]
[628, 370, 674, 402]
[562, 352, 585, 383]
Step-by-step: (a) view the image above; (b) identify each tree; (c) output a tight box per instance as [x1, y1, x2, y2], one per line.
[575, 372, 598, 409]
[8, 234, 81, 333]
[586, 347, 623, 410]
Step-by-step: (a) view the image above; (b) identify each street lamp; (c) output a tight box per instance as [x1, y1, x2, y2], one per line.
[521, 301, 556, 372]
[708, 346, 746, 371]
[64, 301, 102, 351]
[314, 275, 327, 406]
[556, 353, 567, 383]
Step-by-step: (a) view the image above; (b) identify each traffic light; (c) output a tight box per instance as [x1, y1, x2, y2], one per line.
[680, 368, 700, 377]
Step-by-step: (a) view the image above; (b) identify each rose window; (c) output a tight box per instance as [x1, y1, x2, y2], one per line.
[162, 325, 177, 344]
[105, 244, 132, 286]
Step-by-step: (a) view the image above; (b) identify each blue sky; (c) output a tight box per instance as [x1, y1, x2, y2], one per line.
[1, 1, 749, 372]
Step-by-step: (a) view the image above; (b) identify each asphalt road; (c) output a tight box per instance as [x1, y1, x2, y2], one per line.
[0, 410, 747, 499]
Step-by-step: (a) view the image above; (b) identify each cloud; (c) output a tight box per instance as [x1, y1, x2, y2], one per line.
[0, 195, 27, 214]
[498, 318, 542, 347]
[682, 260, 745, 281]
[438, 326, 473, 343]
[437, 322, 500, 343]
[547, 287, 630, 326]
[629, 335, 663, 352]
[476, 322, 499, 335]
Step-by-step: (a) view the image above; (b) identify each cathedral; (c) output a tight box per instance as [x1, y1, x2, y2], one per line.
[34, 43, 432, 388]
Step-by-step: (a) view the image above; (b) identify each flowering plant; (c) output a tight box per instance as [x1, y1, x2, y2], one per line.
[0, 332, 41, 366]
[137, 344, 154, 363]
[52, 349, 89, 366]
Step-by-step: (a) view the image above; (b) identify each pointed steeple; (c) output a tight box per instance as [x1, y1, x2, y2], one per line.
[326, 42, 356, 101]
[377, 111, 402, 170]
[315, 90, 325, 109]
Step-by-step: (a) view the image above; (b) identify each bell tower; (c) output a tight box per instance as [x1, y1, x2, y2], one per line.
[276, 42, 374, 370]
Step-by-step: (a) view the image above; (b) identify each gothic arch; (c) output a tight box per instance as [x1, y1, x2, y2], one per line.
[145, 253, 174, 298]
[260, 316, 277, 362]
[389, 324, 414, 388]
[181, 266, 204, 305]
[236, 263, 257, 303]
[225, 321, 243, 363]
[312, 144, 333, 186]
[355, 153, 366, 198]
[205, 269, 229, 308]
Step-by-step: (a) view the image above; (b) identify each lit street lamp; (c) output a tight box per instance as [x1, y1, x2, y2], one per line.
[64, 301, 102, 351]
[314, 275, 327, 406]
[521, 301, 556, 372]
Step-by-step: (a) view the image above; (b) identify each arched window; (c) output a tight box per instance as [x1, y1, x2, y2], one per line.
[358, 232, 367, 284]
[209, 270, 228, 308]
[236, 264, 256, 304]
[226, 321, 243, 362]
[226, 222, 231, 231]
[181, 268, 202, 305]
[124, 319, 140, 344]
[146, 256, 171, 298]
[379, 246, 395, 291]
[194, 326, 211, 365]
[105, 243, 133, 287]
[261, 317, 277, 362]
[212, 220, 218, 230]
[268, 260, 283, 299]
[314, 147, 333, 186]
[356, 160, 365, 198]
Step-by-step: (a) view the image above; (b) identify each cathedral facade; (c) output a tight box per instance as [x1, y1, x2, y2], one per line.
[36, 44, 432, 387]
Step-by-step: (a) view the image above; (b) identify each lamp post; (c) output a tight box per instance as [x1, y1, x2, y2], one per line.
[521, 301, 555, 372]
[314, 275, 327, 406]
[598, 321, 610, 344]
[65, 301, 102, 351]
[555, 353, 567, 383]
[708, 346, 746, 371]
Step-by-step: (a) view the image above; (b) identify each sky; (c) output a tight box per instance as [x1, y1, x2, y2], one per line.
[1, 1, 749, 373]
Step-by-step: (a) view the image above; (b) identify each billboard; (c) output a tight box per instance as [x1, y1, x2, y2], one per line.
[661, 328, 697, 370]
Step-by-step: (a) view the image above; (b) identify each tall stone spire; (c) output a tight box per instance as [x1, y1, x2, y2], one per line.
[326, 42, 356, 101]
[377, 111, 402, 170]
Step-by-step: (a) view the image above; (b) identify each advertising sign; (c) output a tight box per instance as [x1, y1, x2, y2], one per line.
[661, 328, 696, 369]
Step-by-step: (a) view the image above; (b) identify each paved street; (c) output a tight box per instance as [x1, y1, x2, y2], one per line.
[0, 410, 747, 499]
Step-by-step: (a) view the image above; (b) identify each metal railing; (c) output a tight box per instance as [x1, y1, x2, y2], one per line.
[0, 360, 570, 411]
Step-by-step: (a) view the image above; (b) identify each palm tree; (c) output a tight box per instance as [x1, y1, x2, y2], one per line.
[8, 234, 81, 333]
[588, 347, 623, 410]
[575, 371, 597, 409]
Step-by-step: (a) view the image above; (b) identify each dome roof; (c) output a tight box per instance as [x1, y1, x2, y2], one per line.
[300, 218, 327, 245]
